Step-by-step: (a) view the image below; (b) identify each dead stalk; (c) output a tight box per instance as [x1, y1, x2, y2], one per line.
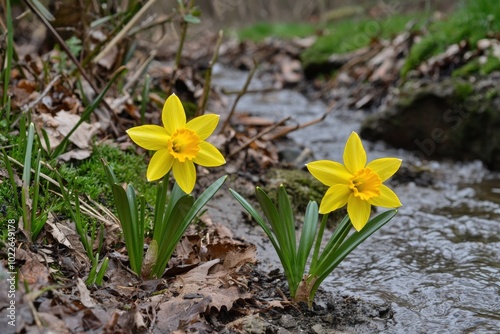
[219, 60, 258, 134]
[196, 30, 224, 117]
[123, 50, 157, 93]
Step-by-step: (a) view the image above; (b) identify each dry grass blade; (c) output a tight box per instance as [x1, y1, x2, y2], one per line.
[6, 155, 117, 226]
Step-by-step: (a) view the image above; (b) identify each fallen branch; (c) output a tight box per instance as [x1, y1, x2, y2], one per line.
[267, 102, 335, 141]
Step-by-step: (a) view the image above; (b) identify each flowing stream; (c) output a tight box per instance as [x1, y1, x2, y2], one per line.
[211, 65, 500, 333]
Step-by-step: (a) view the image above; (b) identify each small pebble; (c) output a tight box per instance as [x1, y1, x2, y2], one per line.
[312, 324, 326, 334]
[279, 314, 297, 329]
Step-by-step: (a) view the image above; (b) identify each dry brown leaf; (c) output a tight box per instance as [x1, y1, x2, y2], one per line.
[17, 248, 50, 286]
[0, 168, 22, 187]
[155, 296, 212, 333]
[96, 46, 118, 70]
[76, 278, 96, 308]
[37, 111, 101, 152]
[45, 217, 77, 250]
[38, 312, 71, 334]
[58, 149, 92, 161]
[222, 244, 257, 271]
[54, 111, 101, 149]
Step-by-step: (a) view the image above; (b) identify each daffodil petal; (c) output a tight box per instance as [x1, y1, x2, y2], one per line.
[172, 160, 196, 194]
[366, 158, 402, 182]
[343, 131, 367, 174]
[306, 160, 351, 186]
[318, 184, 350, 214]
[162, 94, 186, 135]
[127, 125, 169, 150]
[347, 195, 371, 231]
[147, 149, 174, 181]
[193, 141, 225, 167]
[186, 114, 219, 140]
[369, 184, 402, 208]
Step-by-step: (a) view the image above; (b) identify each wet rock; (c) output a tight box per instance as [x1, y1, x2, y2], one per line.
[279, 314, 297, 329]
[360, 75, 500, 170]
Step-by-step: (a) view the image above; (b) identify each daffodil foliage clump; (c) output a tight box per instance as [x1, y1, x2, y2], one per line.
[104, 94, 226, 279]
[231, 132, 402, 304]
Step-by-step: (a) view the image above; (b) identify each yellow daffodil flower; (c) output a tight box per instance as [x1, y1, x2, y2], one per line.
[306, 131, 402, 231]
[127, 93, 225, 194]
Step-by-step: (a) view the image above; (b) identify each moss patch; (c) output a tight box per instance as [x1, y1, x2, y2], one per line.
[402, 0, 500, 77]
[264, 168, 346, 227]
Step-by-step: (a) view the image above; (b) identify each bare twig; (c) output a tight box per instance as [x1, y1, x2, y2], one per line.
[122, 49, 157, 93]
[221, 87, 280, 95]
[219, 60, 258, 134]
[267, 102, 336, 141]
[196, 30, 224, 116]
[128, 13, 175, 37]
[228, 116, 290, 158]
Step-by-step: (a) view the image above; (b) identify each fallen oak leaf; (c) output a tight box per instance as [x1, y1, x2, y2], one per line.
[76, 278, 96, 308]
[155, 296, 212, 333]
[17, 248, 50, 287]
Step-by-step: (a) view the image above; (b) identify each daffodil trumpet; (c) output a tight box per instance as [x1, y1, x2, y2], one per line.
[230, 131, 401, 305]
[104, 94, 227, 279]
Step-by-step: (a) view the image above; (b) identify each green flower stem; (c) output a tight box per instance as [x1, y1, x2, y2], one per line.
[310, 213, 329, 273]
[152, 172, 170, 241]
[1, 0, 13, 120]
[21, 123, 35, 240]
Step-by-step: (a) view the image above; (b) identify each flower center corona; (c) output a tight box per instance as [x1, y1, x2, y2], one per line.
[167, 128, 200, 162]
[348, 168, 382, 201]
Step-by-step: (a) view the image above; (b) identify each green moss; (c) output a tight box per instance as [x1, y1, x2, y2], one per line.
[265, 168, 327, 213]
[235, 13, 422, 69]
[402, 0, 500, 77]
[0, 136, 157, 242]
[453, 80, 474, 100]
[301, 14, 420, 67]
[452, 59, 480, 77]
[58, 143, 156, 206]
[485, 87, 498, 100]
[264, 168, 347, 227]
[480, 56, 500, 75]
